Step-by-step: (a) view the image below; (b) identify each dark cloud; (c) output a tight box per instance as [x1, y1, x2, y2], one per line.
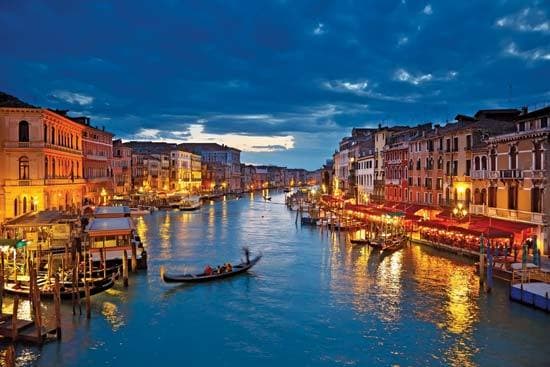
[1, 0, 548, 169]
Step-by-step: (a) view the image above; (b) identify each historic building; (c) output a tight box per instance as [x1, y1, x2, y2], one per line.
[479, 107, 550, 254]
[383, 124, 431, 203]
[170, 149, 202, 193]
[179, 143, 241, 193]
[0, 94, 85, 223]
[112, 139, 133, 195]
[356, 152, 375, 204]
[71, 116, 114, 205]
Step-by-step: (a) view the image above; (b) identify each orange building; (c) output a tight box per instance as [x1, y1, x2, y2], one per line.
[0, 94, 85, 223]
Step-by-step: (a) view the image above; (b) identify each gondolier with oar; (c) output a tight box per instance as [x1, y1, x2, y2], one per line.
[243, 247, 250, 264]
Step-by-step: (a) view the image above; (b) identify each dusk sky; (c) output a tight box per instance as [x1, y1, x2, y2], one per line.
[1, 0, 548, 170]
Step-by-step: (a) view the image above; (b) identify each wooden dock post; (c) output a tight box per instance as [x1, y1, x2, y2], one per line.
[4, 344, 15, 367]
[54, 274, 62, 340]
[102, 248, 107, 279]
[122, 250, 129, 287]
[11, 296, 19, 341]
[131, 243, 138, 272]
[0, 252, 4, 314]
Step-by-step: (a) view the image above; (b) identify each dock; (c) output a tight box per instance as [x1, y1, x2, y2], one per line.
[510, 282, 550, 312]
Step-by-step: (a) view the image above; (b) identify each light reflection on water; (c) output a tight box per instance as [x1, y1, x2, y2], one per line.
[5, 193, 550, 367]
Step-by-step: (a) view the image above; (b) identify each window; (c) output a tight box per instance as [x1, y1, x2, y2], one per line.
[19, 157, 29, 179]
[446, 161, 450, 175]
[51, 126, 55, 144]
[466, 160, 471, 176]
[44, 157, 48, 179]
[508, 184, 518, 210]
[18, 121, 29, 142]
[44, 124, 48, 143]
[416, 159, 421, 170]
[466, 135, 472, 150]
[439, 138, 443, 150]
[452, 160, 458, 176]
[453, 137, 459, 152]
[436, 178, 442, 190]
[509, 146, 518, 170]
[481, 156, 487, 170]
[14, 199, 18, 217]
[437, 157, 443, 170]
[474, 156, 480, 170]
[531, 187, 543, 213]
[446, 138, 451, 152]
[518, 122, 525, 132]
[490, 149, 497, 170]
[541, 117, 548, 129]
[533, 142, 542, 170]
[22, 197, 27, 213]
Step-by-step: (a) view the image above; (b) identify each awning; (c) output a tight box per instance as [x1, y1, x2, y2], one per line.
[469, 215, 538, 233]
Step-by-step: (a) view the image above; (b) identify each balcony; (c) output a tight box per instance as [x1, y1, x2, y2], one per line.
[86, 154, 108, 161]
[524, 170, 545, 179]
[487, 207, 545, 225]
[499, 169, 523, 179]
[469, 204, 486, 215]
[388, 159, 402, 165]
[488, 171, 500, 179]
[471, 170, 489, 180]
[386, 179, 400, 185]
[3, 141, 82, 155]
[4, 178, 84, 186]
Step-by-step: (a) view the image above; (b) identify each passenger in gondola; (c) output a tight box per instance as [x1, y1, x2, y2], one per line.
[204, 265, 213, 275]
[218, 265, 225, 274]
[226, 263, 233, 272]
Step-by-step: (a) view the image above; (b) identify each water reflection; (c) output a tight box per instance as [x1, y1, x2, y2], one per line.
[101, 301, 125, 331]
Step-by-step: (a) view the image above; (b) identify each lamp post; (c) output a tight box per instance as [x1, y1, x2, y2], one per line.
[452, 202, 468, 221]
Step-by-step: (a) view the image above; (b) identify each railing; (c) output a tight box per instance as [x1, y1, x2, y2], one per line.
[471, 170, 488, 179]
[86, 154, 108, 161]
[469, 204, 486, 215]
[499, 169, 523, 179]
[386, 179, 400, 185]
[488, 171, 500, 179]
[3, 141, 82, 155]
[486, 207, 545, 225]
[45, 178, 85, 185]
[523, 170, 545, 179]
[388, 159, 402, 165]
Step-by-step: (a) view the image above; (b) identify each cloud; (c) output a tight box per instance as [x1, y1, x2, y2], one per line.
[496, 8, 549, 33]
[504, 42, 550, 61]
[397, 36, 409, 46]
[313, 23, 325, 35]
[51, 90, 94, 105]
[422, 4, 433, 15]
[135, 128, 162, 139]
[322, 79, 420, 102]
[393, 68, 458, 85]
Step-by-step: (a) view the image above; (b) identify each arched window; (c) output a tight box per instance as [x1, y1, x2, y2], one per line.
[44, 157, 48, 179]
[474, 188, 480, 204]
[474, 156, 480, 170]
[52, 159, 56, 178]
[18, 121, 29, 142]
[14, 199, 18, 217]
[30, 197, 35, 211]
[531, 187, 543, 213]
[490, 149, 497, 171]
[465, 188, 471, 206]
[408, 160, 413, 170]
[22, 197, 27, 213]
[509, 146, 518, 170]
[481, 156, 487, 170]
[51, 126, 55, 144]
[19, 156, 29, 179]
[437, 156, 443, 170]
[481, 188, 487, 205]
[508, 183, 518, 210]
[43, 124, 48, 143]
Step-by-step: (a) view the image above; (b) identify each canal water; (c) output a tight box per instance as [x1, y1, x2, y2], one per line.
[8, 193, 550, 366]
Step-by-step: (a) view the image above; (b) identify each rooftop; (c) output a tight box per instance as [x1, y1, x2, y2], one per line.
[0, 91, 37, 108]
[86, 217, 134, 235]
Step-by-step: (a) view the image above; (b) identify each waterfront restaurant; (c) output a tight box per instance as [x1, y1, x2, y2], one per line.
[85, 216, 139, 262]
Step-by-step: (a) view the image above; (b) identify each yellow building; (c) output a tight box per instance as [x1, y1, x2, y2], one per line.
[0, 104, 86, 223]
[474, 107, 549, 254]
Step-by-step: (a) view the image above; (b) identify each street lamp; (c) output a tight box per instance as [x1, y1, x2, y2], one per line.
[452, 202, 468, 220]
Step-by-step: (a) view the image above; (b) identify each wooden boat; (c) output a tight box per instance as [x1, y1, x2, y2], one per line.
[350, 239, 370, 246]
[160, 255, 262, 283]
[179, 196, 202, 211]
[129, 206, 151, 216]
[4, 277, 114, 300]
[381, 237, 406, 255]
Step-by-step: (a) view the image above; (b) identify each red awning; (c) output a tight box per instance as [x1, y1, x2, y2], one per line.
[469, 215, 537, 233]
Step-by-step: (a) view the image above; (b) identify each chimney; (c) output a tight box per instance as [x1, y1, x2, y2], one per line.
[521, 106, 528, 115]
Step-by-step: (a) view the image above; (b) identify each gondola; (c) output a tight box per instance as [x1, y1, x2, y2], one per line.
[4, 277, 115, 300]
[160, 255, 262, 283]
[350, 239, 370, 246]
[380, 238, 406, 256]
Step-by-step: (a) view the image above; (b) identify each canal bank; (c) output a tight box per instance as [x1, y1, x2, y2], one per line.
[5, 192, 550, 367]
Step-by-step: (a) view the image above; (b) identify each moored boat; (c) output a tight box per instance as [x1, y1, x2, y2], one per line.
[4, 277, 114, 300]
[179, 196, 202, 211]
[350, 239, 370, 246]
[160, 255, 262, 283]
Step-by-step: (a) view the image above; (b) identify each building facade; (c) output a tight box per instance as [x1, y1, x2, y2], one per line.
[112, 139, 132, 195]
[0, 105, 86, 223]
